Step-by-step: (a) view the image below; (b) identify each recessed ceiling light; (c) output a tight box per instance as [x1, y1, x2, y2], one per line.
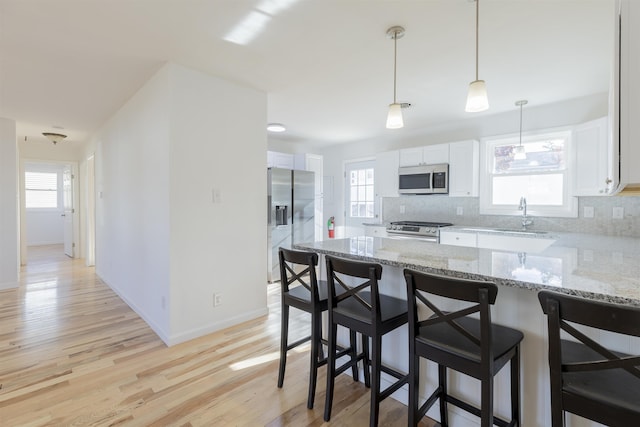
[267, 123, 286, 132]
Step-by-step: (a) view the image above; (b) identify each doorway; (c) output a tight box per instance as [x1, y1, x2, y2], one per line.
[21, 160, 79, 264]
[344, 160, 375, 237]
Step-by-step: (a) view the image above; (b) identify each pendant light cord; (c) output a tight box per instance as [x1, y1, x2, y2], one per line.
[393, 30, 398, 103]
[519, 102, 523, 146]
[475, 0, 480, 81]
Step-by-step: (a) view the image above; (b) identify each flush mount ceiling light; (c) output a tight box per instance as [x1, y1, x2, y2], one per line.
[267, 123, 286, 132]
[514, 100, 528, 160]
[386, 25, 406, 129]
[465, 0, 489, 112]
[42, 132, 67, 145]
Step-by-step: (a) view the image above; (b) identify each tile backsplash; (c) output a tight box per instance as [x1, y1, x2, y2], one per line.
[383, 196, 640, 237]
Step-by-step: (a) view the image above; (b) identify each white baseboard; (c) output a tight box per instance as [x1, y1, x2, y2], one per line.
[0, 280, 19, 291]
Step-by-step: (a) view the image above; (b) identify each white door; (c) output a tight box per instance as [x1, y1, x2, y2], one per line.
[62, 165, 74, 257]
[344, 160, 375, 237]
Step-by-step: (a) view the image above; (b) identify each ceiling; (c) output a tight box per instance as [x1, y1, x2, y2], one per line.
[0, 0, 614, 148]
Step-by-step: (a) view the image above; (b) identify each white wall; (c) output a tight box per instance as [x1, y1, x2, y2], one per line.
[320, 93, 609, 236]
[0, 118, 19, 290]
[95, 65, 172, 339]
[167, 64, 267, 343]
[94, 63, 267, 345]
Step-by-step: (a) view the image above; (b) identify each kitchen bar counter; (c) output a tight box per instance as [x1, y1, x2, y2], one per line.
[294, 232, 640, 306]
[294, 233, 640, 426]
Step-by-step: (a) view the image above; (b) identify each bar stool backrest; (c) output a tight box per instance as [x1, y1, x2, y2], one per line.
[405, 270, 499, 363]
[325, 255, 383, 322]
[538, 290, 640, 379]
[279, 248, 320, 302]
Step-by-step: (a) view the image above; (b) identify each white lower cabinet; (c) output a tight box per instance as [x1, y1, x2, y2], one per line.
[364, 225, 388, 238]
[439, 231, 477, 247]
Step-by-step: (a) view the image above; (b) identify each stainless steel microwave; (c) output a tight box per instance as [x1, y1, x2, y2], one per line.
[398, 163, 449, 194]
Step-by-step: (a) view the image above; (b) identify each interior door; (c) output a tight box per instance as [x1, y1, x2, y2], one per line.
[62, 165, 74, 257]
[344, 160, 375, 237]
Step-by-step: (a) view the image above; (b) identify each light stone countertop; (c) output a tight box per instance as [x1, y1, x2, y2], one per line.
[293, 232, 640, 307]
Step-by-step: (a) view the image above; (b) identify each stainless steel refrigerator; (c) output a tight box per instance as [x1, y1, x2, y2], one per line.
[267, 167, 315, 282]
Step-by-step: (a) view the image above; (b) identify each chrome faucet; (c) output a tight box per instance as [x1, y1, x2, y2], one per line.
[518, 197, 533, 230]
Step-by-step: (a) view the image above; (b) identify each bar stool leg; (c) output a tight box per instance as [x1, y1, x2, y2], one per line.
[324, 322, 338, 422]
[511, 345, 521, 426]
[369, 334, 382, 427]
[481, 375, 494, 427]
[362, 334, 371, 388]
[307, 309, 322, 409]
[277, 304, 289, 388]
[438, 364, 448, 426]
[408, 353, 420, 427]
[349, 329, 359, 382]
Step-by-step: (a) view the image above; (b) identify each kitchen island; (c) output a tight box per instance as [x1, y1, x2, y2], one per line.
[294, 232, 640, 426]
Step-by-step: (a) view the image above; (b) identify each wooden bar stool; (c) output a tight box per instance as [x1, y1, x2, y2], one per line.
[538, 290, 640, 426]
[404, 269, 523, 427]
[324, 255, 409, 427]
[276, 247, 359, 409]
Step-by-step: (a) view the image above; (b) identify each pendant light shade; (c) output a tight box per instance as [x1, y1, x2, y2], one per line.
[465, 80, 489, 112]
[514, 100, 528, 160]
[386, 26, 405, 129]
[465, 0, 489, 112]
[386, 103, 403, 129]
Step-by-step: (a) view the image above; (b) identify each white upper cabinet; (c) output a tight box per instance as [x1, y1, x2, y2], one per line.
[267, 151, 294, 169]
[619, 0, 640, 189]
[448, 140, 479, 197]
[374, 150, 399, 220]
[399, 143, 449, 167]
[573, 117, 613, 196]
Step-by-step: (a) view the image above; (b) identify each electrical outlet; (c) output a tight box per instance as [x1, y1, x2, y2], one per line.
[214, 293, 222, 307]
[456, 206, 463, 216]
[583, 206, 594, 218]
[399, 205, 406, 214]
[612, 207, 624, 219]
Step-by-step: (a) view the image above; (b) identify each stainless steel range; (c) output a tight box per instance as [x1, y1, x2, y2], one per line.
[386, 221, 453, 242]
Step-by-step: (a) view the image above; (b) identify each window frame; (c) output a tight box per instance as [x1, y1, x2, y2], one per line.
[479, 127, 578, 218]
[24, 169, 63, 211]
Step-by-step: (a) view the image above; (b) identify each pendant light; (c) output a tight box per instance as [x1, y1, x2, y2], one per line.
[386, 26, 405, 129]
[465, 0, 489, 112]
[514, 100, 528, 160]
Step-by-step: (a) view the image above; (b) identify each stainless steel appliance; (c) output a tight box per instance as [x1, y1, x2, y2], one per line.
[386, 221, 452, 242]
[398, 163, 449, 195]
[267, 167, 315, 282]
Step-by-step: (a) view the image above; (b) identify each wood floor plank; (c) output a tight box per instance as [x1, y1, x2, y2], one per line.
[0, 244, 437, 426]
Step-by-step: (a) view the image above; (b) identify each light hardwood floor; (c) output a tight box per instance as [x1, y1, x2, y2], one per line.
[0, 245, 436, 426]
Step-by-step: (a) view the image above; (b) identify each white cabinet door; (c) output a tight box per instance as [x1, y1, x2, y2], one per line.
[620, 0, 640, 187]
[374, 150, 399, 220]
[573, 117, 612, 196]
[422, 143, 449, 164]
[449, 140, 479, 197]
[364, 225, 388, 237]
[267, 151, 294, 169]
[399, 144, 449, 167]
[398, 147, 424, 167]
[440, 231, 477, 247]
